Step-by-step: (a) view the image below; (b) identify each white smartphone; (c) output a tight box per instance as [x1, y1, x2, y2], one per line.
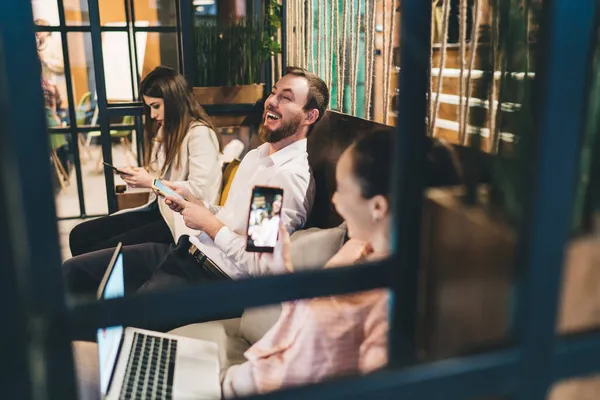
[152, 178, 185, 201]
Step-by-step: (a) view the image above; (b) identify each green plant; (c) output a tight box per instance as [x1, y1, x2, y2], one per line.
[265, 0, 282, 56]
[193, 1, 282, 87]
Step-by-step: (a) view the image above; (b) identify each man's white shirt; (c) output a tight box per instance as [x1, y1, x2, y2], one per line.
[188, 139, 315, 278]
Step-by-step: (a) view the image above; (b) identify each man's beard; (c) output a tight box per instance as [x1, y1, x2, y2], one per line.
[259, 113, 303, 143]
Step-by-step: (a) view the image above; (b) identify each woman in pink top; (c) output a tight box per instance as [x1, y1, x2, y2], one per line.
[222, 130, 394, 397]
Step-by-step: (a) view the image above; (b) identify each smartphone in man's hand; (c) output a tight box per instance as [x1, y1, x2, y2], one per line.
[246, 186, 284, 253]
[152, 178, 185, 202]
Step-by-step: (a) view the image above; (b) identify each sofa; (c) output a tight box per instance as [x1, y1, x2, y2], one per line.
[165, 109, 475, 377]
[167, 223, 347, 377]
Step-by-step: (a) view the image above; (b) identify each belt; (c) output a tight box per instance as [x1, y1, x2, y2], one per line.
[188, 244, 231, 280]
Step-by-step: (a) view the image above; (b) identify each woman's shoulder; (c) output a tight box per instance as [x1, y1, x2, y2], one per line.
[184, 122, 219, 151]
[186, 121, 217, 137]
[324, 239, 371, 269]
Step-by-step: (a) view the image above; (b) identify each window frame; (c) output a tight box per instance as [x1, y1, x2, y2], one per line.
[1, 0, 600, 399]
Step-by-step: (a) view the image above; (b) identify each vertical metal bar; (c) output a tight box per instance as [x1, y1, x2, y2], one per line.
[513, 1, 596, 399]
[0, 34, 34, 400]
[180, 0, 195, 85]
[177, 0, 191, 80]
[281, 0, 288, 71]
[136, 115, 145, 166]
[129, 0, 142, 93]
[264, 0, 273, 90]
[89, 0, 118, 213]
[57, 0, 87, 218]
[124, 0, 138, 102]
[0, 1, 77, 398]
[388, 0, 431, 368]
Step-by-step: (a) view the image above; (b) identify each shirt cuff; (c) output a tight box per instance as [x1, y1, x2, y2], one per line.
[214, 225, 238, 252]
[203, 200, 221, 215]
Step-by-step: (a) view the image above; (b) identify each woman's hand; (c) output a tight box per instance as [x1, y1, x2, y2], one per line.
[120, 166, 154, 189]
[260, 223, 294, 274]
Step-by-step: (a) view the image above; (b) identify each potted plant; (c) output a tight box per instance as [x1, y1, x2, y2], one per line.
[192, 0, 282, 125]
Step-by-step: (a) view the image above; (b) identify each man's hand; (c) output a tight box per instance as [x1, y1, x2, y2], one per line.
[163, 181, 204, 206]
[165, 195, 224, 238]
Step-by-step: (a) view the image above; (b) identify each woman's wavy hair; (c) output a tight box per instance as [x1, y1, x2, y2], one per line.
[140, 66, 221, 175]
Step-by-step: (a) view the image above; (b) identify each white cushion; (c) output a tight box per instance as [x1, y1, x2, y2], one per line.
[239, 224, 347, 343]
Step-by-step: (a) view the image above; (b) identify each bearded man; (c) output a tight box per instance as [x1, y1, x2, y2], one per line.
[63, 67, 329, 299]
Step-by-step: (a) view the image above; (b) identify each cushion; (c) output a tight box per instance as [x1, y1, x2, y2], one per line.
[168, 318, 248, 374]
[289, 224, 347, 271]
[219, 158, 241, 206]
[239, 224, 347, 344]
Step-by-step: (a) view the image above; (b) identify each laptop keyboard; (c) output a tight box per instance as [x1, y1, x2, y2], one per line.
[119, 332, 177, 400]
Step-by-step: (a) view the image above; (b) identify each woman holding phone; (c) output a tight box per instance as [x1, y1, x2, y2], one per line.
[71, 129, 467, 398]
[71, 130, 395, 398]
[69, 66, 223, 257]
[220, 130, 395, 397]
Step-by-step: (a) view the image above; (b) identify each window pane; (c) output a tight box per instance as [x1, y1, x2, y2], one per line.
[63, 0, 90, 25]
[79, 121, 141, 219]
[51, 132, 82, 220]
[100, 0, 127, 26]
[109, 119, 140, 171]
[32, 0, 60, 26]
[135, 0, 177, 27]
[138, 32, 179, 77]
[38, 33, 71, 127]
[102, 32, 137, 103]
[68, 32, 98, 127]
[102, 31, 178, 103]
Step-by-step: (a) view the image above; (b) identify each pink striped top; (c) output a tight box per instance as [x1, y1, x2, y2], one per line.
[222, 240, 389, 398]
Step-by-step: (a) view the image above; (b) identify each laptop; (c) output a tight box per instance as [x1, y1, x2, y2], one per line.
[96, 243, 221, 400]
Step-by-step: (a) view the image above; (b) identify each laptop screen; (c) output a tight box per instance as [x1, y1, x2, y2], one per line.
[97, 251, 125, 396]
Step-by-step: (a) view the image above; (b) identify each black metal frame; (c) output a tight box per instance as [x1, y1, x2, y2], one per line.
[37, 0, 180, 218]
[39, 0, 278, 220]
[3, 0, 600, 399]
[0, 2, 77, 397]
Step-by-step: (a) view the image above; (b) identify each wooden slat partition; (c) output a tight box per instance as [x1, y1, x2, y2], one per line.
[429, 44, 533, 152]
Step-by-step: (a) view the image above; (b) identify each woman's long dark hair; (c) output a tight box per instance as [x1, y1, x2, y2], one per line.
[350, 130, 464, 199]
[140, 66, 221, 175]
[350, 130, 394, 200]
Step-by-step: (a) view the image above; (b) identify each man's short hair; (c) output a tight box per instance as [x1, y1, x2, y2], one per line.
[284, 66, 330, 129]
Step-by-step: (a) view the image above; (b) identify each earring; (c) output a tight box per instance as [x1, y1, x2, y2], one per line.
[372, 215, 379, 222]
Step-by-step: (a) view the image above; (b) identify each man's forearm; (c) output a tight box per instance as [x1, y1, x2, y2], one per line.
[202, 215, 225, 240]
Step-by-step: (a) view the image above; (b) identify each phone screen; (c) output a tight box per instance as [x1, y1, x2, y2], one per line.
[246, 186, 284, 253]
[152, 179, 185, 201]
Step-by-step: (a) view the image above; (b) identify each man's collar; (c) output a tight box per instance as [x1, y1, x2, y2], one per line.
[257, 138, 308, 167]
